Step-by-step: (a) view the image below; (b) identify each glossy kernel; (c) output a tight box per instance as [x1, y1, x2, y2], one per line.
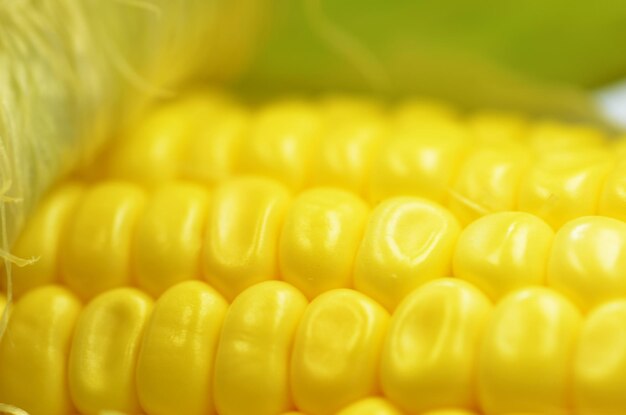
[547, 216, 626, 311]
[354, 197, 460, 311]
[291, 289, 389, 415]
[134, 183, 209, 297]
[453, 212, 554, 301]
[181, 103, 247, 185]
[336, 397, 404, 415]
[369, 109, 469, 204]
[381, 279, 492, 414]
[214, 281, 308, 415]
[61, 182, 146, 300]
[517, 151, 612, 229]
[279, 188, 369, 299]
[137, 281, 228, 415]
[0, 286, 80, 415]
[574, 300, 626, 414]
[238, 101, 319, 190]
[598, 159, 626, 222]
[312, 113, 383, 194]
[203, 177, 291, 300]
[449, 148, 529, 225]
[107, 96, 223, 185]
[478, 288, 581, 414]
[8, 183, 83, 296]
[69, 288, 153, 415]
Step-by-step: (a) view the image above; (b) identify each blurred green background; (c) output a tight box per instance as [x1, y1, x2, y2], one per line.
[235, 0, 626, 120]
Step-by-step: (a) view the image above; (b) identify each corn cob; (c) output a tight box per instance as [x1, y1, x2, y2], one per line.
[2, 276, 626, 415]
[98, 94, 623, 230]
[9, 171, 626, 315]
[5, 92, 626, 415]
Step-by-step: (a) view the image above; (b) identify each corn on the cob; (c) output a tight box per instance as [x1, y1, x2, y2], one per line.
[5, 92, 626, 415]
[2, 276, 626, 415]
[11, 170, 626, 315]
[97, 94, 623, 230]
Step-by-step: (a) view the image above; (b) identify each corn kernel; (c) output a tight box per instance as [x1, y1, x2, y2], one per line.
[8, 183, 83, 296]
[202, 177, 291, 300]
[548, 216, 626, 311]
[61, 182, 146, 300]
[467, 111, 527, 148]
[291, 289, 389, 415]
[369, 110, 469, 204]
[598, 159, 626, 222]
[137, 281, 228, 415]
[0, 286, 80, 415]
[527, 122, 606, 154]
[279, 188, 369, 299]
[134, 182, 209, 297]
[421, 411, 479, 415]
[69, 288, 153, 415]
[453, 212, 554, 301]
[382, 279, 491, 413]
[181, 103, 248, 186]
[312, 114, 383, 195]
[237, 101, 319, 190]
[478, 288, 581, 414]
[336, 397, 404, 415]
[574, 300, 626, 414]
[108, 96, 224, 186]
[517, 151, 612, 229]
[354, 197, 460, 311]
[214, 281, 307, 415]
[449, 148, 529, 225]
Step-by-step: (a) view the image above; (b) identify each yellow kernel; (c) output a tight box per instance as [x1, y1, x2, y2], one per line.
[517, 151, 612, 229]
[381, 279, 492, 413]
[61, 182, 146, 300]
[181, 103, 248, 185]
[312, 113, 383, 195]
[291, 289, 389, 415]
[421, 410, 479, 415]
[279, 188, 369, 299]
[354, 197, 460, 311]
[369, 110, 469, 204]
[527, 122, 607, 154]
[107, 94, 227, 185]
[574, 300, 626, 414]
[336, 397, 404, 415]
[214, 281, 307, 415]
[137, 281, 228, 415]
[0, 286, 81, 415]
[478, 288, 581, 414]
[467, 111, 527, 148]
[598, 159, 626, 222]
[453, 212, 554, 301]
[449, 147, 529, 225]
[7, 183, 83, 296]
[134, 182, 209, 297]
[69, 288, 153, 415]
[238, 101, 319, 190]
[202, 177, 291, 300]
[548, 216, 626, 311]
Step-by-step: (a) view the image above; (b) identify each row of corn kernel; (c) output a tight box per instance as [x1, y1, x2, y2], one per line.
[102, 94, 626, 229]
[9, 175, 626, 314]
[1, 278, 623, 415]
